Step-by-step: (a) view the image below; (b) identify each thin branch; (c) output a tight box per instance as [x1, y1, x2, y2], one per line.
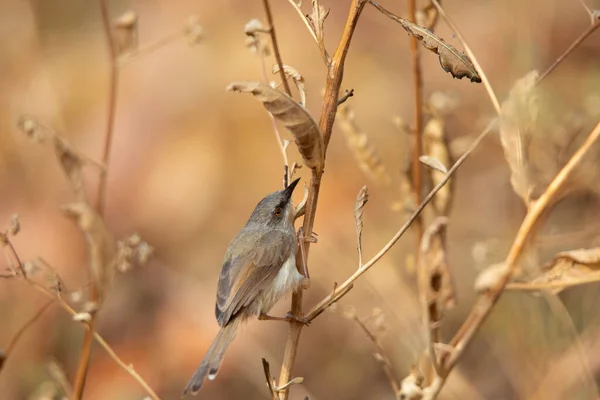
[0, 300, 54, 373]
[426, 120, 600, 399]
[430, 0, 500, 113]
[351, 314, 400, 398]
[259, 44, 290, 183]
[0, 239, 161, 400]
[506, 275, 600, 291]
[73, 0, 120, 397]
[577, 0, 596, 23]
[262, 0, 293, 97]
[285, 0, 321, 52]
[536, 19, 600, 84]
[277, 1, 369, 399]
[306, 120, 495, 321]
[118, 31, 184, 67]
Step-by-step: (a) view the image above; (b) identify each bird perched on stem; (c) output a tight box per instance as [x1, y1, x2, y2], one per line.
[184, 178, 307, 396]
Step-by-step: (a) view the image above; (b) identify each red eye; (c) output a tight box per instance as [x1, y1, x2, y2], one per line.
[274, 207, 283, 217]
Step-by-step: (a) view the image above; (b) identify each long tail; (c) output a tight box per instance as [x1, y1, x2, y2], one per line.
[183, 318, 241, 396]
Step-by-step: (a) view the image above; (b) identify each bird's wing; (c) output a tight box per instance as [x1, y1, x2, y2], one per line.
[215, 229, 294, 327]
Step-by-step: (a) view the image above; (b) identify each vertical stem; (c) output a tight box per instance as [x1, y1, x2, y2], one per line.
[277, 1, 368, 398]
[72, 1, 119, 398]
[262, 0, 293, 97]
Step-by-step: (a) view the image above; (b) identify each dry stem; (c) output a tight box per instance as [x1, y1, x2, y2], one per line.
[263, 0, 293, 97]
[305, 121, 495, 321]
[425, 120, 600, 399]
[1, 237, 161, 400]
[430, 0, 500, 113]
[72, 1, 120, 397]
[0, 300, 54, 372]
[277, 1, 369, 399]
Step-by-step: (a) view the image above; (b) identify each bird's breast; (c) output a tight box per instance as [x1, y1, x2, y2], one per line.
[259, 253, 304, 313]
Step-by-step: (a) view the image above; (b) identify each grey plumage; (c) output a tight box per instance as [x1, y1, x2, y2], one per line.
[184, 178, 304, 396]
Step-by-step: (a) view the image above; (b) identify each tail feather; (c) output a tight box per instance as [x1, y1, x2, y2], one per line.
[183, 319, 240, 396]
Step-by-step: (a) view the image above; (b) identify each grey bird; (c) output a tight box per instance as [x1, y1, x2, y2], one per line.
[183, 178, 306, 396]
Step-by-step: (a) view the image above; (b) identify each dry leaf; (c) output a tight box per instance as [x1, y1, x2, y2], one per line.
[227, 82, 324, 172]
[354, 186, 369, 267]
[420, 217, 456, 312]
[419, 155, 447, 174]
[422, 117, 453, 216]
[307, 0, 329, 43]
[244, 19, 270, 56]
[370, 1, 481, 82]
[510, 248, 600, 293]
[114, 11, 139, 55]
[272, 64, 307, 107]
[336, 105, 392, 186]
[499, 70, 539, 205]
[54, 136, 86, 200]
[61, 202, 117, 305]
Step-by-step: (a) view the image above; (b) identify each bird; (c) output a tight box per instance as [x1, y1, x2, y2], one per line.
[183, 177, 307, 396]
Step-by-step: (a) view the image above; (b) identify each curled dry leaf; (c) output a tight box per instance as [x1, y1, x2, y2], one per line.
[354, 185, 369, 267]
[336, 105, 392, 186]
[307, 0, 330, 44]
[114, 11, 139, 55]
[422, 116, 453, 216]
[419, 155, 447, 174]
[244, 19, 270, 56]
[370, 1, 481, 82]
[272, 64, 307, 107]
[498, 70, 539, 205]
[510, 248, 600, 293]
[420, 217, 456, 312]
[54, 136, 86, 200]
[61, 202, 117, 305]
[226, 82, 324, 172]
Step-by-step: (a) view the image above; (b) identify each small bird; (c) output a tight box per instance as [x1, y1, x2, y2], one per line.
[184, 178, 306, 396]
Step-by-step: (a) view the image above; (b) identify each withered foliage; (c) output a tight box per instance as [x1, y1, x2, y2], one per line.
[498, 70, 539, 205]
[370, 1, 481, 82]
[354, 186, 369, 267]
[227, 82, 325, 172]
[336, 105, 392, 186]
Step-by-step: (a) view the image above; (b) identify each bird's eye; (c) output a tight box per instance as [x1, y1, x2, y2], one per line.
[274, 207, 283, 217]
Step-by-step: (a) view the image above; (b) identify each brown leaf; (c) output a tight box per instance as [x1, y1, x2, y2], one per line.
[370, 1, 481, 82]
[227, 82, 324, 172]
[419, 155, 447, 174]
[272, 64, 306, 107]
[420, 217, 456, 311]
[336, 105, 392, 186]
[307, 0, 329, 43]
[54, 136, 86, 200]
[244, 19, 270, 56]
[510, 248, 600, 293]
[422, 116, 453, 216]
[61, 202, 117, 305]
[354, 185, 369, 267]
[498, 70, 539, 205]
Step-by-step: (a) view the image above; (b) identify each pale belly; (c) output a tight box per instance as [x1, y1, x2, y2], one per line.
[253, 254, 305, 315]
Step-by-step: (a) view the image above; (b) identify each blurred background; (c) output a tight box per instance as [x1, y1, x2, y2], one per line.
[1, 0, 600, 399]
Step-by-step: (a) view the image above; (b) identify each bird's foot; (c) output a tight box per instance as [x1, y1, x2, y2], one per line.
[258, 312, 310, 326]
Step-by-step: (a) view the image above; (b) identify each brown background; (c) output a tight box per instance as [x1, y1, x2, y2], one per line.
[1, 0, 600, 399]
